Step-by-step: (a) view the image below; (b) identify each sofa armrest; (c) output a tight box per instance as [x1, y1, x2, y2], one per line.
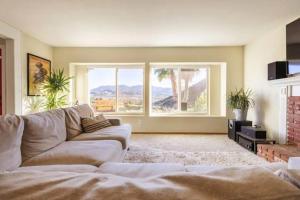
[108, 119, 121, 126]
[288, 157, 300, 169]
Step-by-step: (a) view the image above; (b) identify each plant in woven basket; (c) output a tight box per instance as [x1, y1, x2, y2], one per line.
[42, 69, 72, 110]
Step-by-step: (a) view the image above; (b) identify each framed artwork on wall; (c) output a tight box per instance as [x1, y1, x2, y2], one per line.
[27, 53, 51, 96]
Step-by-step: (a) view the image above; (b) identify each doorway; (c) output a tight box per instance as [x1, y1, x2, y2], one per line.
[0, 44, 4, 115]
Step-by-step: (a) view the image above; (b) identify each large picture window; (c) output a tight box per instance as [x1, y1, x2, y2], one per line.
[88, 64, 144, 114]
[150, 63, 210, 116]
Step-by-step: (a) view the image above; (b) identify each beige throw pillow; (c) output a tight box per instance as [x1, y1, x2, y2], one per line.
[21, 109, 67, 162]
[0, 114, 24, 171]
[63, 107, 83, 140]
[81, 115, 112, 133]
[74, 104, 94, 118]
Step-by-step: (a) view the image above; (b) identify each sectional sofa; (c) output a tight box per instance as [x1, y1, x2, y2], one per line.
[0, 104, 131, 171]
[1, 105, 300, 199]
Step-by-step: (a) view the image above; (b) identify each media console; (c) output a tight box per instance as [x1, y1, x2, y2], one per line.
[236, 132, 276, 153]
[228, 120, 276, 153]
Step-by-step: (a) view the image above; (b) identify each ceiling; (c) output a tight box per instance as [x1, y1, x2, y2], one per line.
[0, 0, 299, 47]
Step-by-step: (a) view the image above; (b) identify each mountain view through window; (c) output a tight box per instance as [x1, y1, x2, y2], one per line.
[88, 66, 144, 113]
[151, 65, 208, 115]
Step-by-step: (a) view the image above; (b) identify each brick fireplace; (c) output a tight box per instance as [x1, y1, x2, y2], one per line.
[257, 78, 300, 162]
[287, 96, 300, 145]
[271, 76, 300, 144]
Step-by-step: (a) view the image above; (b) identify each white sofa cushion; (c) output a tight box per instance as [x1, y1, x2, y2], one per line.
[97, 162, 185, 178]
[14, 164, 98, 173]
[288, 157, 300, 169]
[21, 109, 67, 162]
[185, 162, 287, 174]
[0, 114, 24, 171]
[185, 165, 223, 173]
[72, 124, 131, 149]
[22, 140, 123, 166]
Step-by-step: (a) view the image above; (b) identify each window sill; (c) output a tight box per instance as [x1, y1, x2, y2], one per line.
[149, 114, 226, 118]
[97, 113, 145, 117]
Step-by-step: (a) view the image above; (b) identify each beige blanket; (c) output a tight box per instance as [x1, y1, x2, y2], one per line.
[0, 167, 299, 200]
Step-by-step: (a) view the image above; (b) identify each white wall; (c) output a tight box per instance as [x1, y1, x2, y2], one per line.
[244, 23, 290, 140]
[54, 47, 244, 133]
[0, 21, 53, 114]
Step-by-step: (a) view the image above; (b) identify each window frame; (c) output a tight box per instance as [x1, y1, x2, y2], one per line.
[87, 63, 146, 116]
[149, 62, 212, 117]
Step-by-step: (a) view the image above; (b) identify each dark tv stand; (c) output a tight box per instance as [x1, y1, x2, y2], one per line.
[236, 132, 276, 153]
[227, 120, 252, 141]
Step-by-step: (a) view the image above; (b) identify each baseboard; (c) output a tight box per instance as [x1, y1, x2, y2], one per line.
[132, 132, 226, 135]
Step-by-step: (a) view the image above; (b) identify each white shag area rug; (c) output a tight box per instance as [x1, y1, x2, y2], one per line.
[124, 134, 269, 167]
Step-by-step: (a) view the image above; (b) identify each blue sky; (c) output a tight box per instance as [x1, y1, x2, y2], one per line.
[88, 67, 207, 90]
[88, 68, 143, 89]
[151, 68, 207, 88]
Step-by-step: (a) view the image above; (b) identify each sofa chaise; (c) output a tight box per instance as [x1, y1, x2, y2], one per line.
[1, 164, 300, 200]
[0, 104, 131, 169]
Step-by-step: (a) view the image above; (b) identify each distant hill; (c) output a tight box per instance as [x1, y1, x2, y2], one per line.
[90, 85, 172, 97]
[90, 80, 206, 105]
[153, 79, 207, 107]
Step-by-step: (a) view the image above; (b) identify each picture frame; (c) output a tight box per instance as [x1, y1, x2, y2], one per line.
[27, 53, 51, 96]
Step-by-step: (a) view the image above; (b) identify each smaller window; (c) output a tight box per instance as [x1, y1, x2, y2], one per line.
[88, 64, 145, 115]
[150, 63, 210, 116]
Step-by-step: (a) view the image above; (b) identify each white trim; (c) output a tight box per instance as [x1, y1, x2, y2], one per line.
[207, 67, 211, 115]
[115, 67, 118, 112]
[150, 62, 226, 66]
[269, 75, 300, 144]
[269, 75, 300, 86]
[149, 114, 227, 118]
[278, 86, 288, 144]
[0, 45, 5, 115]
[0, 21, 22, 114]
[220, 63, 227, 116]
[177, 66, 181, 111]
[72, 62, 145, 67]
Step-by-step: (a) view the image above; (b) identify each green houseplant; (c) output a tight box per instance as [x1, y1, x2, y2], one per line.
[24, 96, 44, 114]
[42, 69, 72, 110]
[227, 88, 254, 120]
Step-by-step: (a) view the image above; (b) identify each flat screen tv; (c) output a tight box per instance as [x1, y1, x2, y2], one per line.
[287, 18, 300, 60]
[287, 60, 300, 75]
[286, 18, 300, 75]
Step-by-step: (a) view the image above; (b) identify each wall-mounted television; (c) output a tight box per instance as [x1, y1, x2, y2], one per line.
[287, 60, 300, 75]
[286, 18, 300, 60]
[286, 18, 300, 75]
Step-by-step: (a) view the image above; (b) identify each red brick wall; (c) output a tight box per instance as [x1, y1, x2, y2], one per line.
[287, 96, 300, 145]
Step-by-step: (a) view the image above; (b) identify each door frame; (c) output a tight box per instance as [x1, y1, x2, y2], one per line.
[0, 44, 6, 115]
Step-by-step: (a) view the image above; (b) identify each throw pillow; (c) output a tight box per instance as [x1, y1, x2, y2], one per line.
[74, 104, 94, 118]
[81, 115, 112, 133]
[21, 109, 66, 162]
[0, 114, 24, 171]
[63, 107, 83, 140]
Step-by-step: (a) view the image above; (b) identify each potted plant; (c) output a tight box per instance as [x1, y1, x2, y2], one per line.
[227, 88, 254, 121]
[24, 96, 44, 114]
[41, 69, 72, 110]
